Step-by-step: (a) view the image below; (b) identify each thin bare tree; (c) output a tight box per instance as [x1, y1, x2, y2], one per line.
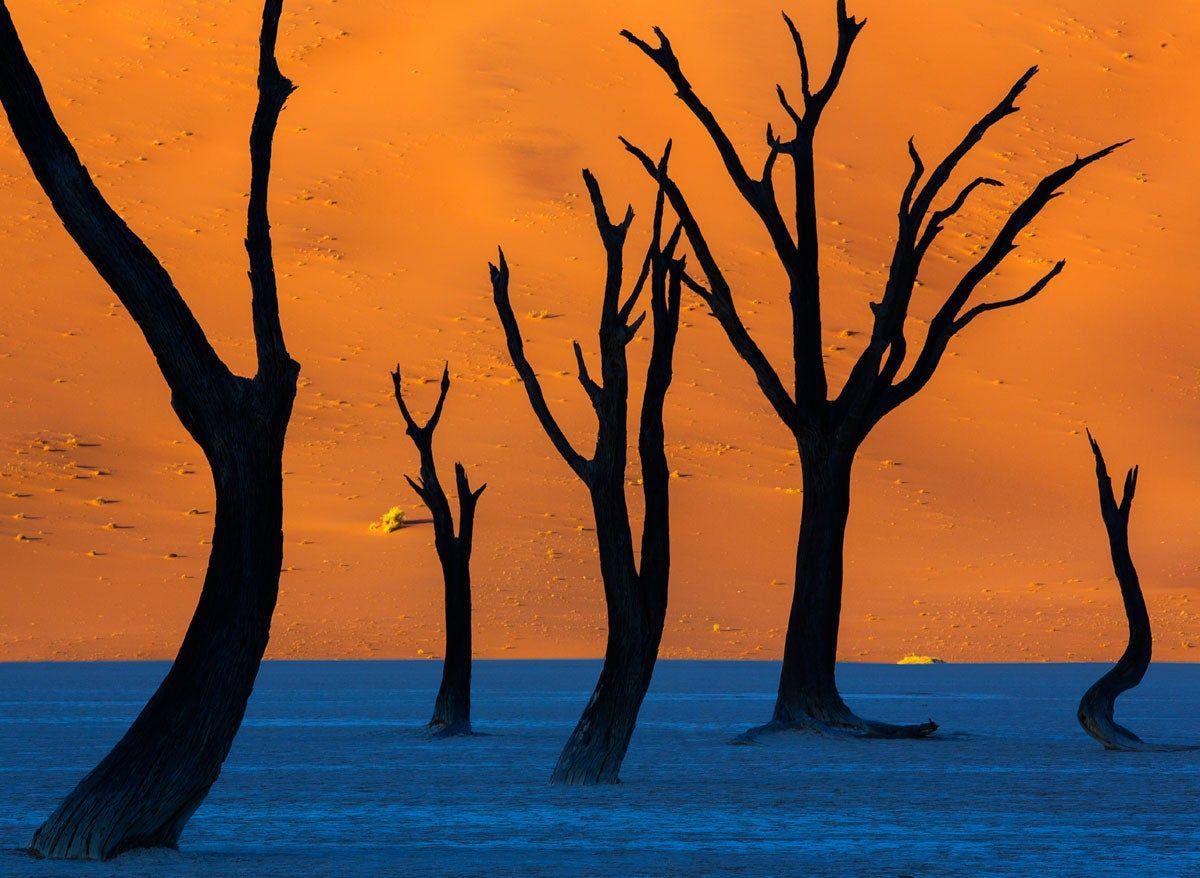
[0, 1, 299, 858]
[623, 1, 1127, 739]
[391, 364, 485, 736]
[1076, 432, 1193, 752]
[489, 155, 684, 783]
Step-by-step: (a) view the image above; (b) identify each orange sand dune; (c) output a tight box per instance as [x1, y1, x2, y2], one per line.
[0, 0, 1197, 662]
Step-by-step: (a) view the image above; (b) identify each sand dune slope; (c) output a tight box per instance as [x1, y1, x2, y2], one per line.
[0, 0, 1197, 661]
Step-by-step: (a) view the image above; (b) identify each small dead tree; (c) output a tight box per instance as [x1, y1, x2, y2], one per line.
[391, 364, 485, 736]
[490, 157, 683, 784]
[1075, 432, 1190, 752]
[623, 2, 1126, 739]
[0, 1, 299, 859]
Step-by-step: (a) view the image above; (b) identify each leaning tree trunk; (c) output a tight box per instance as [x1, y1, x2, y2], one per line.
[550, 485, 667, 785]
[490, 158, 682, 785]
[31, 392, 293, 859]
[739, 442, 936, 741]
[551, 622, 662, 785]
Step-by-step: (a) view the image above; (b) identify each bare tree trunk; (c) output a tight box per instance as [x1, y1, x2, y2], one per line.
[1075, 432, 1190, 752]
[0, 1, 299, 857]
[552, 617, 661, 785]
[32, 389, 293, 858]
[430, 549, 473, 734]
[551, 481, 667, 784]
[774, 448, 853, 729]
[737, 445, 935, 741]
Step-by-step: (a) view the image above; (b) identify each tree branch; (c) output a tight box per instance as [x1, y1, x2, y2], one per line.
[622, 137, 803, 432]
[582, 169, 637, 398]
[840, 68, 1037, 413]
[909, 66, 1038, 229]
[488, 248, 591, 480]
[623, 7, 862, 418]
[0, 0, 233, 402]
[390, 362, 450, 445]
[802, 1, 867, 126]
[572, 340, 603, 407]
[876, 139, 1127, 417]
[247, 0, 299, 384]
[1087, 429, 1137, 527]
[454, 461, 486, 550]
[954, 259, 1065, 329]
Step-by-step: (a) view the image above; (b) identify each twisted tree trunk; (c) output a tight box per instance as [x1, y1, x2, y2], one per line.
[0, 0, 300, 857]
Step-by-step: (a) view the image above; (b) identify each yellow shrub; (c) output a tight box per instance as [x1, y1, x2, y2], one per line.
[369, 506, 406, 534]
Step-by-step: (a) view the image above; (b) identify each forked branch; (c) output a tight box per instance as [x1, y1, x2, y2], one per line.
[879, 139, 1129, 415]
[390, 364, 484, 546]
[623, 5, 864, 413]
[490, 165, 669, 485]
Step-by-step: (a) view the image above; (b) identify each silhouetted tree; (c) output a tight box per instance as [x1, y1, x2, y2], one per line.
[391, 364, 485, 736]
[0, 1, 299, 858]
[623, 2, 1126, 739]
[1075, 432, 1191, 752]
[490, 155, 684, 783]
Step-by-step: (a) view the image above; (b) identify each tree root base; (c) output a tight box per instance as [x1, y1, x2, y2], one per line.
[426, 720, 474, 739]
[732, 714, 938, 744]
[1080, 713, 1200, 752]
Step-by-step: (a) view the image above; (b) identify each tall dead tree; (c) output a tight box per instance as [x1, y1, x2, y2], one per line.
[490, 156, 684, 783]
[623, 2, 1126, 739]
[391, 364, 485, 736]
[1075, 432, 1184, 752]
[0, 1, 299, 858]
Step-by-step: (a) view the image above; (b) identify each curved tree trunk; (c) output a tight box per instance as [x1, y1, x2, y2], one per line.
[739, 445, 936, 741]
[0, 0, 299, 857]
[549, 464, 664, 784]
[1075, 432, 1187, 752]
[551, 477, 667, 784]
[31, 393, 294, 859]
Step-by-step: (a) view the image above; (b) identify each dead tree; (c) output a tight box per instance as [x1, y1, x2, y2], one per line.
[0, 1, 299, 859]
[490, 156, 683, 784]
[1076, 432, 1174, 751]
[391, 364, 485, 736]
[623, 2, 1127, 739]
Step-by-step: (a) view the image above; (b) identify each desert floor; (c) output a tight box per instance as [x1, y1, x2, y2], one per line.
[4, 660, 1200, 876]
